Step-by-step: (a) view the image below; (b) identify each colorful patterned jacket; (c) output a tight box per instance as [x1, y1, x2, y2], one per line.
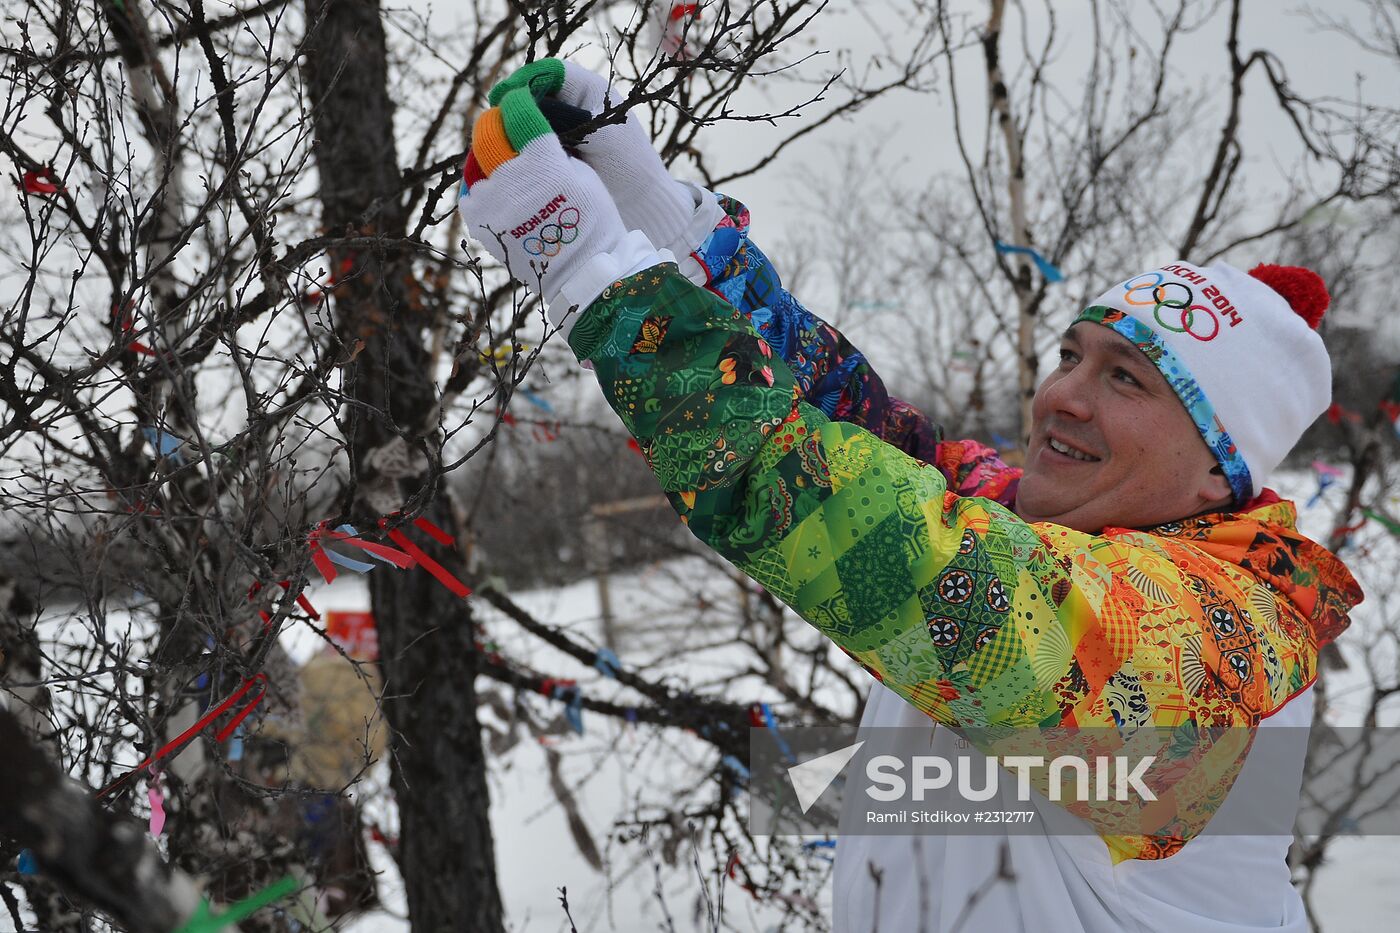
[688, 196, 1021, 507]
[568, 196, 1362, 861]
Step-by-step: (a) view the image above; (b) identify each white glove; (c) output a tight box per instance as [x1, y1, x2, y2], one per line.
[487, 58, 723, 264]
[459, 86, 661, 328]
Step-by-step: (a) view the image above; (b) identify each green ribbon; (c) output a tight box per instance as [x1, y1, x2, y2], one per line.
[173, 875, 297, 933]
[1362, 508, 1400, 538]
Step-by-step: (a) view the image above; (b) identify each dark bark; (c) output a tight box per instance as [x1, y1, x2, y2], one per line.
[0, 708, 202, 933]
[300, 2, 505, 930]
[0, 572, 87, 932]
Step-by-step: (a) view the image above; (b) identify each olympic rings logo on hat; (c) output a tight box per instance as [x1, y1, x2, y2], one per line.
[1121, 272, 1220, 342]
[523, 207, 581, 257]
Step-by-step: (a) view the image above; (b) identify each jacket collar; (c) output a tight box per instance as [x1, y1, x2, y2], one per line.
[1109, 492, 1363, 647]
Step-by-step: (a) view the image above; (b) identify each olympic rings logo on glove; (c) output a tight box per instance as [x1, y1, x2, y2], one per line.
[1121, 272, 1220, 342]
[523, 207, 581, 257]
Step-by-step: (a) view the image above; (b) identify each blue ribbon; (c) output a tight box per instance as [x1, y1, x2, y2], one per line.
[994, 241, 1064, 283]
[17, 849, 37, 875]
[549, 684, 584, 735]
[193, 635, 215, 693]
[142, 426, 186, 464]
[301, 794, 335, 826]
[227, 730, 244, 762]
[518, 389, 554, 414]
[320, 524, 402, 571]
[1306, 474, 1336, 509]
[760, 702, 797, 765]
[594, 647, 621, 679]
[563, 688, 584, 735]
[720, 754, 750, 781]
[325, 549, 377, 573]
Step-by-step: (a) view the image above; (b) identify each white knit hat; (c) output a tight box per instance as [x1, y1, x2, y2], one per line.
[1076, 261, 1333, 502]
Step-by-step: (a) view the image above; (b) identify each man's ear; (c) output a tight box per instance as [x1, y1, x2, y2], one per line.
[1201, 464, 1234, 508]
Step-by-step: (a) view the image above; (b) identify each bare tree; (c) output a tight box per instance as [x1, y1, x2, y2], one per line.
[922, 0, 1398, 437]
[1, 1, 942, 929]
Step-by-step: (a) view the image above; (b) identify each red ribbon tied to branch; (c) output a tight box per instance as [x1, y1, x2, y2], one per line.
[497, 409, 561, 442]
[301, 517, 470, 598]
[95, 673, 268, 800]
[380, 515, 472, 598]
[112, 302, 157, 356]
[655, 2, 702, 60]
[307, 522, 415, 585]
[21, 168, 61, 196]
[248, 579, 320, 626]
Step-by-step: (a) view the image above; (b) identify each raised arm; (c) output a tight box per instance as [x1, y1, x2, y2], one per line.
[458, 79, 1354, 862]
[487, 58, 1019, 502]
[689, 194, 1020, 506]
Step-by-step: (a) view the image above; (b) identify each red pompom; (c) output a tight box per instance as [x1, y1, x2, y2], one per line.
[462, 150, 486, 190]
[1248, 264, 1330, 329]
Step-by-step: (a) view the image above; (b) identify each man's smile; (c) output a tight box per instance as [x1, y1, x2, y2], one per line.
[1045, 435, 1102, 463]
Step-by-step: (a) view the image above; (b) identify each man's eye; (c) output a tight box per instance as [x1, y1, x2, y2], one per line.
[1113, 368, 1141, 387]
[1058, 348, 1078, 366]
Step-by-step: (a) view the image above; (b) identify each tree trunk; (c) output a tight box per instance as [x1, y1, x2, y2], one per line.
[0, 707, 203, 933]
[300, 2, 506, 930]
[983, 0, 1038, 440]
[1, 574, 87, 932]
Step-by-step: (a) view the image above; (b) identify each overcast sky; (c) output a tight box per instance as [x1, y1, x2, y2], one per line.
[403, 0, 1397, 233]
[392, 0, 1399, 368]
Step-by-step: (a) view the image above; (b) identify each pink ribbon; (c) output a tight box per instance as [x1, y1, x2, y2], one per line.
[147, 767, 166, 837]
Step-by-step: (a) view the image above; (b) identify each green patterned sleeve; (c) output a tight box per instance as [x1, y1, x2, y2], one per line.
[567, 264, 1047, 725]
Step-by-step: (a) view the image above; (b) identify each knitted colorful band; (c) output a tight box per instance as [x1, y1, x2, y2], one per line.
[466, 87, 554, 184]
[471, 107, 514, 176]
[499, 87, 552, 151]
[462, 150, 486, 190]
[1078, 260, 1332, 501]
[462, 100, 578, 191]
[1075, 304, 1254, 504]
[489, 58, 567, 105]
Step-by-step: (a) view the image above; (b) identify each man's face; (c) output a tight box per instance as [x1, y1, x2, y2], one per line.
[1014, 323, 1233, 533]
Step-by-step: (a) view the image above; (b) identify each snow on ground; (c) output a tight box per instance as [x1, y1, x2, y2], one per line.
[317, 558, 816, 933]
[1307, 837, 1400, 932]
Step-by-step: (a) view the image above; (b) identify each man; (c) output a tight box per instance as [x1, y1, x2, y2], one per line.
[460, 62, 1362, 931]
